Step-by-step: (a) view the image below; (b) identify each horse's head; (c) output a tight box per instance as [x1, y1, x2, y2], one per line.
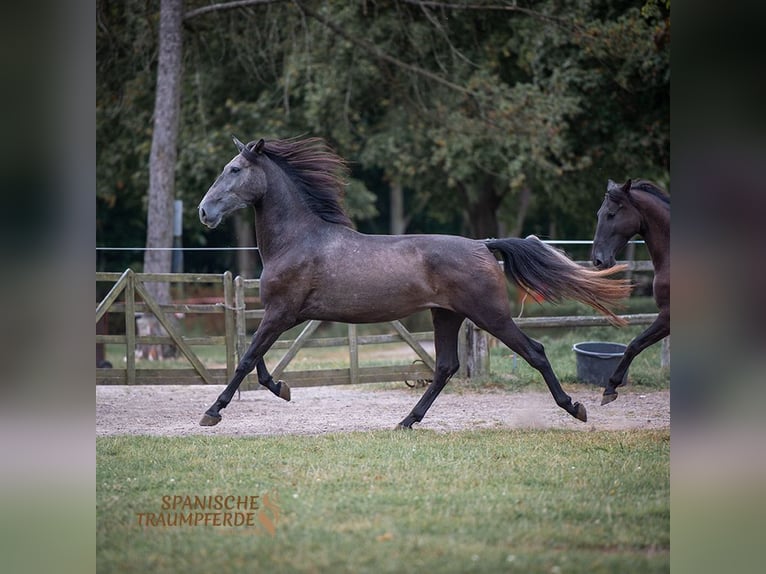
[198, 136, 267, 228]
[591, 179, 642, 269]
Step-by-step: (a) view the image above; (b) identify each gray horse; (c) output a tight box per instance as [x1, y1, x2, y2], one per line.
[198, 137, 631, 429]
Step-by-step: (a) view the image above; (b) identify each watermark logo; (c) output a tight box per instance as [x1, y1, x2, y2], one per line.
[136, 492, 280, 535]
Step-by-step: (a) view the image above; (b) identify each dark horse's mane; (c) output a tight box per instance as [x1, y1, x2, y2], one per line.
[259, 137, 353, 227]
[630, 179, 670, 206]
[609, 179, 670, 207]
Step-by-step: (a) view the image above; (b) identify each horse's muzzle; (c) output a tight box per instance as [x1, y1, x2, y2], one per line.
[592, 256, 606, 269]
[591, 256, 615, 270]
[198, 204, 220, 228]
[591, 248, 614, 270]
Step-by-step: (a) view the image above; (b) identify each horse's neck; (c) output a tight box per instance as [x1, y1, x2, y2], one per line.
[637, 194, 669, 270]
[253, 168, 330, 265]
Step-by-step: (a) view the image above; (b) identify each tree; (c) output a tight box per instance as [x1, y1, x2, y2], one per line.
[98, 0, 669, 272]
[138, 0, 184, 358]
[144, 0, 184, 303]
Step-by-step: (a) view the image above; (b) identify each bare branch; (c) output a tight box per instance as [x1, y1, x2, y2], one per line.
[293, 0, 477, 97]
[400, 0, 586, 30]
[184, 0, 287, 21]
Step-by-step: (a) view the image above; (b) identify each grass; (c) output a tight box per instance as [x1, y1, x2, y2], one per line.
[97, 430, 669, 573]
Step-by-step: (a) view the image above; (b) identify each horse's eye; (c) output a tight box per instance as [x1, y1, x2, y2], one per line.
[230, 166, 241, 174]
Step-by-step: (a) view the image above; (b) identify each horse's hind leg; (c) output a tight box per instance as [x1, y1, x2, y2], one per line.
[602, 310, 669, 405]
[474, 315, 587, 422]
[397, 309, 464, 429]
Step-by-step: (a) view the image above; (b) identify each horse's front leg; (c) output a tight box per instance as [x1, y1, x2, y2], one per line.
[601, 311, 669, 405]
[200, 314, 294, 426]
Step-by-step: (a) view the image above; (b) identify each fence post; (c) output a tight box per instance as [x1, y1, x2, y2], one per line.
[458, 320, 490, 380]
[348, 324, 359, 385]
[661, 336, 670, 369]
[234, 275, 246, 359]
[125, 270, 136, 385]
[624, 240, 636, 285]
[223, 271, 236, 382]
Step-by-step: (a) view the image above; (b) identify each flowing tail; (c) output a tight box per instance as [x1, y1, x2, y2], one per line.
[484, 236, 632, 326]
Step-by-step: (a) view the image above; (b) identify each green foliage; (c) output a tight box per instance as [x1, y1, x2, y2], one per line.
[98, 430, 669, 572]
[97, 0, 669, 267]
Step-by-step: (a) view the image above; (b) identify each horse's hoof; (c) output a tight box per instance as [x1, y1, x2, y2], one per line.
[394, 423, 413, 430]
[601, 392, 618, 406]
[200, 413, 222, 426]
[278, 381, 291, 402]
[573, 402, 587, 422]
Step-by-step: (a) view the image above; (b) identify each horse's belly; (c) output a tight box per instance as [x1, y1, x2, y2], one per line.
[301, 273, 444, 323]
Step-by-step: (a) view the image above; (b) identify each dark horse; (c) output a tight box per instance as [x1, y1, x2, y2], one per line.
[197, 136, 631, 428]
[591, 179, 670, 405]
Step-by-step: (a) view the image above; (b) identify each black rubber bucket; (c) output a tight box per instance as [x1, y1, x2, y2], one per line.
[572, 341, 628, 387]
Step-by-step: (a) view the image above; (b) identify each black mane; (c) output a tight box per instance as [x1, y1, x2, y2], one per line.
[260, 137, 353, 227]
[631, 179, 670, 205]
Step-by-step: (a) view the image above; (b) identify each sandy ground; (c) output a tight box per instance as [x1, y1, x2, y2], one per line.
[97, 383, 669, 437]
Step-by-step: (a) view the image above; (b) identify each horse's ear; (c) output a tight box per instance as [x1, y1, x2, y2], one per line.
[254, 138, 265, 153]
[607, 179, 616, 189]
[232, 135, 246, 153]
[621, 179, 632, 193]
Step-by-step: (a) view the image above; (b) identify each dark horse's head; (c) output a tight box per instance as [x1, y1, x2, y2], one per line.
[591, 179, 642, 270]
[198, 137, 267, 228]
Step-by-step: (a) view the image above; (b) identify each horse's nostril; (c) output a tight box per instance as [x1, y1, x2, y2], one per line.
[593, 258, 603, 268]
[199, 207, 207, 219]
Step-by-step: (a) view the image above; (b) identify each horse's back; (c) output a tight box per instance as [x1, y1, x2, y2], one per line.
[332, 231, 501, 282]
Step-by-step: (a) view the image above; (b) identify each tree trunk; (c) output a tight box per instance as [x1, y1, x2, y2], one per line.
[461, 182, 503, 239]
[509, 186, 532, 237]
[389, 181, 406, 235]
[141, 0, 183, 359]
[235, 210, 258, 278]
[143, 0, 183, 301]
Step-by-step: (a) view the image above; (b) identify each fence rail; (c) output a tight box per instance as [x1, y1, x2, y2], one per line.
[96, 270, 237, 385]
[96, 260, 657, 387]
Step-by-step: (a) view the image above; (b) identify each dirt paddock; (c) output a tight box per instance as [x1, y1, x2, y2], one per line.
[97, 383, 669, 437]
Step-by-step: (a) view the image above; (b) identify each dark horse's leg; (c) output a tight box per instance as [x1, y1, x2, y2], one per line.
[397, 309, 464, 429]
[602, 310, 669, 405]
[200, 314, 294, 426]
[475, 313, 587, 422]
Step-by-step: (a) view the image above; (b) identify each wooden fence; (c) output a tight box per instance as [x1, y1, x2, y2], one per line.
[96, 270, 237, 385]
[96, 269, 435, 387]
[96, 261, 659, 387]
